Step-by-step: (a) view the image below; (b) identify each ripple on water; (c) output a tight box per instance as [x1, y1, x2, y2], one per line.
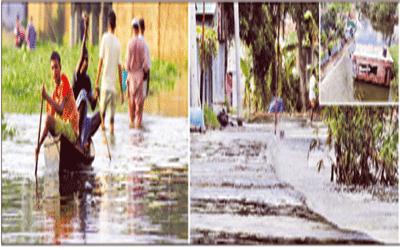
[2, 113, 188, 244]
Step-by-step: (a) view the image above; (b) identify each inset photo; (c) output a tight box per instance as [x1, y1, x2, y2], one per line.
[320, 2, 399, 104]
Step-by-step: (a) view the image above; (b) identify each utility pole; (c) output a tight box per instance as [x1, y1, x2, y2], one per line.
[234, 3, 242, 125]
[201, 2, 205, 108]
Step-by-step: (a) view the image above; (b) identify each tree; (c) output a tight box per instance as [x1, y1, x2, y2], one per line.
[222, 3, 318, 113]
[288, 3, 319, 112]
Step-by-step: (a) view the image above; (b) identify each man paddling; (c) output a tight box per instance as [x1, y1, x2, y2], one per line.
[35, 52, 81, 163]
[73, 14, 101, 153]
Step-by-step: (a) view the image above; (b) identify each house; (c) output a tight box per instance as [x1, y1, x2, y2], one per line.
[192, 2, 247, 115]
[194, 2, 228, 114]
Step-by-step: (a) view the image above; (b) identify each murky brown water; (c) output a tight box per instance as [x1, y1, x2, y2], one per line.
[2, 113, 188, 244]
[321, 10, 398, 104]
[353, 80, 390, 102]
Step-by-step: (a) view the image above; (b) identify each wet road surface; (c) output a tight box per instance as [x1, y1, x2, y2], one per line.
[190, 121, 396, 244]
[2, 113, 188, 244]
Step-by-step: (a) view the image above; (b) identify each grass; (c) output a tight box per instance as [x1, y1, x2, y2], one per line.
[2, 40, 181, 115]
[1, 114, 18, 140]
[1, 41, 113, 114]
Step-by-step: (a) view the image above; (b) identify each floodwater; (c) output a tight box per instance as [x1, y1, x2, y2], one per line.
[355, 13, 398, 47]
[2, 113, 188, 244]
[352, 12, 397, 102]
[321, 11, 398, 103]
[190, 120, 398, 244]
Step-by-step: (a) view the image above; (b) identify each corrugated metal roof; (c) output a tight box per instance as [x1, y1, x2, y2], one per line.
[196, 2, 217, 15]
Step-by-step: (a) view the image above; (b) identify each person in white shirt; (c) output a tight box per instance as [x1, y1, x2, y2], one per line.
[95, 10, 124, 134]
[309, 69, 316, 124]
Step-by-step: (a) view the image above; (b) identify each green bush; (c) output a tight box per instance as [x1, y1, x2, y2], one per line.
[203, 104, 220, 130]
[388, 44, 398, 102]
[319, 106, 398, 186]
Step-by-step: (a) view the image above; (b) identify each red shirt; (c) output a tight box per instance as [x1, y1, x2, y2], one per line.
[47, 74, 80, 137]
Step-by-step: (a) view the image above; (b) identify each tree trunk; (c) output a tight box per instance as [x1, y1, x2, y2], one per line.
[296, 16, 307, 112]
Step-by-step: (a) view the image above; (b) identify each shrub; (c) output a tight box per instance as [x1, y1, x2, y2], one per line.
[203, 104, 220, 130]
[314, 106, 398, 186]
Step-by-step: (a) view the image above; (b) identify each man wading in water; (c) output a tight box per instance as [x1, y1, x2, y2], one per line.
[123, 18, 149, 129]
[95, 10, 124, 134]
[73, 14, 101, 153]
[35, 52, 81, 162]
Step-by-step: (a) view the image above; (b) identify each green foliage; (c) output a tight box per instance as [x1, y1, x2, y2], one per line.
[240, 52, 255, 113]
[224, 95, 231, 113]
[2, 42, 99, 113]
[203, 104, 220, 130]
[388, 44, 399, 102]
[369, 2, 398, 22]
[321, 106, 398, 186]
[1, 113, 18, 140]
[150, 59, 181, 96]
[196, 26, 218, 72]
[221, 3, 317, 112]
[321, 29, 328, 48]
[2, 41, 181, 114]
[321, 3, 351, 45]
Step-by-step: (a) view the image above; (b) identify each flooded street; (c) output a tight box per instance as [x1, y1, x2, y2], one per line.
[190, 120, 398, 244]
[321, 11, 397, 103]
[2, 113, 188, 244]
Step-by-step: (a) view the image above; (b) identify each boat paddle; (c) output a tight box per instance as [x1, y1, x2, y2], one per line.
[35, 82, 45, 177]
[91, 57, 112, 161]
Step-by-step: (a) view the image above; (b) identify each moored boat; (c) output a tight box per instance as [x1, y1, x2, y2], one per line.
[43, 135, 95, 196]
[352, 43, 394, 86]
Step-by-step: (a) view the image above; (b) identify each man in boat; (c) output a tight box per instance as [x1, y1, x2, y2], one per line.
[95, 10, 124, 134]
[73, 14, 101, 153]
[35, 52, 81, 163]
[123, 18, 149, 129]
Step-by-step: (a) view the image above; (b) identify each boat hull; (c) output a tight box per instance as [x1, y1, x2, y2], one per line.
[43, 135, 95, 196]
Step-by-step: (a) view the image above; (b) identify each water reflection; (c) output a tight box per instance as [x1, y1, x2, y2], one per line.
[354, 80, 390, 102]
[1, 114, 188, 244]
[353, 11, 397, 102]
[356, 12, 398, 46]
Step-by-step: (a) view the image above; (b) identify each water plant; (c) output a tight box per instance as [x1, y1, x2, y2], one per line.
[1, 113, 18, 140]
